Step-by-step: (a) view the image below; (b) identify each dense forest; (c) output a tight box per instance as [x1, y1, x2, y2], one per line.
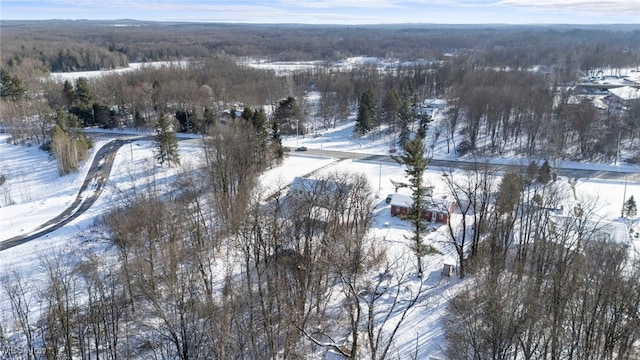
[1, 21, 640, 359]
[2, 21, 639, 72]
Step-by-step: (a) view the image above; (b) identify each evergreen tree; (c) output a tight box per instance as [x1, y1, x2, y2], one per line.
[154, 113, 180, 167]
[175, 110, 196, 133]
[355, 89, 375, 136]
[393, 136, 434, 276]
[525, 161, 538, 185]
[271, 120, 284, 161]
[202, 107, 217, 134]
[624, 195, 637, 218]
[273, 96, 302, 133]
[62, 80, 75, 108]
[250, 108, 268, 139]
[537, 160, 552, 184]
[245, 108, 270, 168]
[397, 98, 412, 148]
[382, 88, 400, 132]
[496, 172, 524, 215]
[67, 77, 96, 126]
[74, 77, 93, 105]
[0, 70, 27, 100]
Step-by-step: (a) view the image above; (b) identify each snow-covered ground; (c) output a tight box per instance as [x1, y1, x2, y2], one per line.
[47, 60, 190, 82]
[2, 58, 639, 357]
[2, 112, 639, 357]
[239, 56, 435, 76]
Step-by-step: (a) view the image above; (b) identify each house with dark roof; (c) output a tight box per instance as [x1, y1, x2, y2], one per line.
[389, 192, 455, 224]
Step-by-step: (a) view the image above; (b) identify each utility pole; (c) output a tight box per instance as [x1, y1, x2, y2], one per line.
[378, 163, 382, 191]
[615, 131, 621, 165]
[622, 174, 627, 217]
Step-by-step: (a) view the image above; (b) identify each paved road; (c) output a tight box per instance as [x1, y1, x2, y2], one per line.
[0, 139, 128, 251]
[301, 148, 640, 181]
[2, 136, 637, 251]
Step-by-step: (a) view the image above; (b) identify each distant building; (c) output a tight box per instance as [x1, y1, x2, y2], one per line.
[389, 192, 455, 224]
[607, 86, 640, 108]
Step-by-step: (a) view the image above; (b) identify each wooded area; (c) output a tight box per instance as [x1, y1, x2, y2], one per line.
[1, 21, 639, 359]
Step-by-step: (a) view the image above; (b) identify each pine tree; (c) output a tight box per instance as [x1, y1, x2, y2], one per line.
[537, 160, 552, 184]
[525, 161, 538, 184]
[496, 172, 524, 215]
[271, 120, 284, 161]
[397, 98, 412, 149]
[624, 195, 637, 218]
[154, 113, 180, 167]
[355, 89, 375, 136]
[62, 80, 75, 107]
[382, 88, 400, 132]
[393, 136, 434, 276]
[246, 108, 270, 168]
[273, 96, 302, 133]
[74, 77, 93, 105]
[0, 70, 27, 100]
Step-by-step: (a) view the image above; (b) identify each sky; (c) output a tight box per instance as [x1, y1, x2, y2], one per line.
[1, 0, 639, 24]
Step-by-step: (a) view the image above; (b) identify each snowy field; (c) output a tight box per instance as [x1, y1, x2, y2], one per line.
[47, 60, 191, 82]
[2, 112, 639, 357]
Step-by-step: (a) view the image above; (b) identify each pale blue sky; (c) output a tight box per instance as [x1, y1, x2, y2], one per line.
[2, 0, 638, 24]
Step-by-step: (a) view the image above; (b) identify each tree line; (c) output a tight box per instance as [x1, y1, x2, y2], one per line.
[3, 21, 638, 73]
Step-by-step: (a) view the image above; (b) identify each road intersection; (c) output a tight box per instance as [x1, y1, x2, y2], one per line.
[1, 134, 637, 250]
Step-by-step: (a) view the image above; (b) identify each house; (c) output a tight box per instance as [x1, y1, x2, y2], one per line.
[219, 108, 244, 122]
[422, 99, 447, 111]
[548, 216, 629, 245]
[607, 86, 640, 108]
[389, 193, 455, 224]
[286, 176, 357, 228]
[288, 176, 351, 210]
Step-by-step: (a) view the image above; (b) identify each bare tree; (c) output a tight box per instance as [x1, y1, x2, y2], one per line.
[446, 192, 640, 359]
[39, 251, 80, 360]
[202, 119, 266, 233]
[441, 164, 496, 278]
[0, 271, 38, 359]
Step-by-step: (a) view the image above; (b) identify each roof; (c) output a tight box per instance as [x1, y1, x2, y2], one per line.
[287, 176, 352, 211]
[549, 216, 629, 244]
[289, 176, 342, 194]
[390, 193, 452, 213]
[289, 177, 351, 198]
[608, 86, 640, 101]
[390, 193, 413, 208]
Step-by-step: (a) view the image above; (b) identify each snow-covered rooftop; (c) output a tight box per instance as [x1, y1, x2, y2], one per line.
[608, 86, 640, 101]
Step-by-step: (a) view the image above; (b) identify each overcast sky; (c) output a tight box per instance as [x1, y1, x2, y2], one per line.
[2, 0, 639, 24]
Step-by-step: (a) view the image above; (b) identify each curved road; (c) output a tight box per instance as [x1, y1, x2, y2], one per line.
[1, 138, 638, 251]
[0, 139, 128, 251]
